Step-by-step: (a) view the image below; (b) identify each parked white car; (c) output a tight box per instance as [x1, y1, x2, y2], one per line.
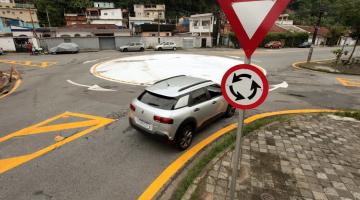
[119, 42, 145, 52]
[155, 42, 177, 51]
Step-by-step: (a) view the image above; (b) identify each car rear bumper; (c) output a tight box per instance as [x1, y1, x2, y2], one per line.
[129, 112, 176, 140]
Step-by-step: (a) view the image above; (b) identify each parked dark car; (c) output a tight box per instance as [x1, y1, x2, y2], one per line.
[265, 41, 283, 49]
[298, 42, 312, 48]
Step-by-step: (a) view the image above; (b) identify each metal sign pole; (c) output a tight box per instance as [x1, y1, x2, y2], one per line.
[230, 56, 250, 200]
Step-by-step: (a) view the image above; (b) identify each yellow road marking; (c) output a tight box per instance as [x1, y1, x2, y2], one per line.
[0, 112, 114, 174]
[138, 109, 338, 200]
[0, 59, 57, 68]
[336, 78, 360, 87]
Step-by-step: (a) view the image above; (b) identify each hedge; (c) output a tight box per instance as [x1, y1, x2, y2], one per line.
[229, 31, 309, 48]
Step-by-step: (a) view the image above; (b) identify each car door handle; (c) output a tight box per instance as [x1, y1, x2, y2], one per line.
[212, 101, 217, 104]
[194, 108, 200, 112]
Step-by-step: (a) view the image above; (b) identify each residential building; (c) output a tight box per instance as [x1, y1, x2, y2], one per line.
[276, 14, 293, 25]
[93, 2, 114, 9]
[86, 8, 123, 27]
[55, 24, 130, 37]
[297, 25, 329, 45]
[0, 0, 15, 8]
[175, 17, 189, 33]
[189, 13, 214, 37]
[135, 24, 175, 37]
[64, 14, 87, 26]
[134, 4, 165, 21]
[129, 17, 154, 34]
[0, 2, 38, 26]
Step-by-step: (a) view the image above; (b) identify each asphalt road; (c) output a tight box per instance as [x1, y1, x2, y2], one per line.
[0, 47, 359, 200]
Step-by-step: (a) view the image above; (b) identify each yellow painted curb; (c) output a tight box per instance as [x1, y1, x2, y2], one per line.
[138, 109, 338, 200]
[292, 59, 335, 71]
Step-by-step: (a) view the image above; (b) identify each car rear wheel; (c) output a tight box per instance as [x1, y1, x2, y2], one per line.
[175, 125, 194, 151]
[123, 48, 128, 52]
[158, 47, 163, 51]
[140, 47, 144, 52]
[173, 47, 177, 51]
[224, 105, 236, 118]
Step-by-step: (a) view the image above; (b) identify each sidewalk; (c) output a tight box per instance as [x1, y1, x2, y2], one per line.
[184, 114, 360, 200]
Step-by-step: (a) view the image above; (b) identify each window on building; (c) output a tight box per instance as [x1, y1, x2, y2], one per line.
[152, 34, 156, 36]
[166, 33, 170, 36]
[12, 12, 15, 15]
[20, 11, 23, 14]
[2, 11, 5, 14]
[147, 13, 149, 16]
[202, 20, 210, 27]
[7, 11, 10, 13]
[193, 20, 199, 27]
[104, 13, 108, 16]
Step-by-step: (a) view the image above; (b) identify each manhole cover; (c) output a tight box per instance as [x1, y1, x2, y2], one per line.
[260, 193, 275, 200]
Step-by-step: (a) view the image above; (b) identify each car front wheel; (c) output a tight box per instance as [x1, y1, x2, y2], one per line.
[175, 125, 194, 150]
[173, 47, 177, 51]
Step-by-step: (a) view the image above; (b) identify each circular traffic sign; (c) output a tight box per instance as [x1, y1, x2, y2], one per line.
[221, 64, 269, 110]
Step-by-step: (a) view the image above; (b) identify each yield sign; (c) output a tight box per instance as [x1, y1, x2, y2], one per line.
[218, 0, 291, 57]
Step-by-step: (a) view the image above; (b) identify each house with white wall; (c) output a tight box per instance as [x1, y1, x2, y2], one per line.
[134, 4, 165, 21]
[86, 8, 123, 27]
[189, 13, 214, 37]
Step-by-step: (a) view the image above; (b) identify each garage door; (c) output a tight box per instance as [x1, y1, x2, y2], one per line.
[99, 37, 116, 50]
[183, 38, 194, 49]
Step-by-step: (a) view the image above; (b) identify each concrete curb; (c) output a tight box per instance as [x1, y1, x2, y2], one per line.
[292, 59, 360, 76]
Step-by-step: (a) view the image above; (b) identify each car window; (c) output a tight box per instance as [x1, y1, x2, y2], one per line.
[207, 84, 222, 99]
[137, 43, 142, 46]
[138, 91, 178, 110]
[190, 89, 210, 106]
[174, 95, 189, 109]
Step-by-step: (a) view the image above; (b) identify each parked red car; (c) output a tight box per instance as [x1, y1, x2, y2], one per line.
[265, 41, 283, 49]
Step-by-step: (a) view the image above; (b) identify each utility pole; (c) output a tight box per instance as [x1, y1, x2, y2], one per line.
[158, 10, 161, 44]
[29, 7, 38, 39]
[46, 7, 51, 27]
[307, 0, 325, 63]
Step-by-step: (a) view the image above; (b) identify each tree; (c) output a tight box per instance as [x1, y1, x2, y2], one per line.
[336, 0, 360, 62]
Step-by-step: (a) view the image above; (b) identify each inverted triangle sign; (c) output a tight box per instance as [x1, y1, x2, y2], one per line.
[218, 0, 290, 58]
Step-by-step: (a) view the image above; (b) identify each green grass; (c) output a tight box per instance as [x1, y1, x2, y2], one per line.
[171, 116, 289, 200]
[335, 111, 360, 120]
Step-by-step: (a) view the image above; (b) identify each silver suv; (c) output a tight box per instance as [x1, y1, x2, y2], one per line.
[129, 75, 235, 150]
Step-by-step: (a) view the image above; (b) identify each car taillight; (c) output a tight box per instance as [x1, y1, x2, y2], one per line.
[154, 116, 174, 124]
[130, 104, 136, 111]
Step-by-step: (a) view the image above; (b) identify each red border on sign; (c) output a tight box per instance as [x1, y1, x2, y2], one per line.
[221, 64, 269, 110]
[218, 0, 291, 58]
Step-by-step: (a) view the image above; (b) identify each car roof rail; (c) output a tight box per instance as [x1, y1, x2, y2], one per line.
[178, 80, 212, 92]
[154, 75, 186, 84]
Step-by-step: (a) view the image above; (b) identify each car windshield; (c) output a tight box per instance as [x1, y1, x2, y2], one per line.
[138, 91, 178, 110]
